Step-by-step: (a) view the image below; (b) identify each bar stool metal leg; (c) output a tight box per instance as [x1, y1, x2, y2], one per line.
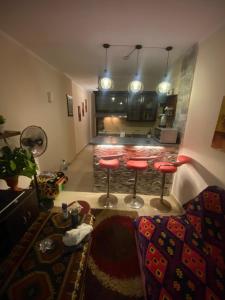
[150, 173, 171, 212]
[98, 168, 118, 208]
[124, 170, 144, 209]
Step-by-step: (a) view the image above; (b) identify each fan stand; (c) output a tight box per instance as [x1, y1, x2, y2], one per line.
[20, 125, 48, 203]
[33, 171, 40, 201]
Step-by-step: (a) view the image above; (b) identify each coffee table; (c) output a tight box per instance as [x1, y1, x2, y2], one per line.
[0, 201, 94, 300]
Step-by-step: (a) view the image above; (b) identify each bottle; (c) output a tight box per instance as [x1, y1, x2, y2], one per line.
[62, 203, 68, 219]
[71, 208, 79, 228]
[60, 160, 68, 172]
[160, 114, 167, 127]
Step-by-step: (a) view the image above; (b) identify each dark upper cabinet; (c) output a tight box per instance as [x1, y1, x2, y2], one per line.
[127, 92, 158, 121]
[95, 91, 158, 121]
[94, 91, 128, 113]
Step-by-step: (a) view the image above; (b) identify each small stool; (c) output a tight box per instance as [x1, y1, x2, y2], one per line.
[150, 162, 177, 212]
[124, 159, 148, 209]
[98, 156, 120, 208]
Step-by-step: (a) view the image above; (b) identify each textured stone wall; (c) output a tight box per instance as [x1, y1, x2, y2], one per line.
[93, 145, 178, 195]
[169, 45, 198, 139]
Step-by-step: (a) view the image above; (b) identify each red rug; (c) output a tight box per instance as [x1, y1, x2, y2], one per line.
[84, 209, 144, 300]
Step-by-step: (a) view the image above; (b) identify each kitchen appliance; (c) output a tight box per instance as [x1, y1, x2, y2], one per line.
[154, 127, 178, 144]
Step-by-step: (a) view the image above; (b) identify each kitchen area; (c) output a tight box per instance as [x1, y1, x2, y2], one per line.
[91, 90, 179, 144]
[91, 90, 179, 196]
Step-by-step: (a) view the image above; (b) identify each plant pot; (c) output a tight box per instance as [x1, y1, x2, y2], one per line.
[0, 124, 5, 134]
[5, 176, 19, 191]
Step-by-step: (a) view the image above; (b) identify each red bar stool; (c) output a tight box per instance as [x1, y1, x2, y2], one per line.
[150, 162, 177, 212]
[150, 155, 191, 212]
[124, 157, 149, 209]
[98, 154, 121, 208]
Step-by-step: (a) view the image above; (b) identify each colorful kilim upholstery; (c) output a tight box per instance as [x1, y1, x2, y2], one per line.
[134, 186, 225, 300]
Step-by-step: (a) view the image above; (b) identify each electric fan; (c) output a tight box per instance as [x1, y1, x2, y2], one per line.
[20, 125, 48, 157]
[20, 126, 48, 200]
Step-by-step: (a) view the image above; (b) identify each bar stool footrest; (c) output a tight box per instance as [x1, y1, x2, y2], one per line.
[150, 197, 171, 212]
[98, 194, 118, 208]
[124, 195, 144, 209]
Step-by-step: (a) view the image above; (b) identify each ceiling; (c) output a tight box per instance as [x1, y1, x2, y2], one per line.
[0, 0, 225, 91]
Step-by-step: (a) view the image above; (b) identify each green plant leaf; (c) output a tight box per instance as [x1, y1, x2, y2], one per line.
[10, 160, 16, 171]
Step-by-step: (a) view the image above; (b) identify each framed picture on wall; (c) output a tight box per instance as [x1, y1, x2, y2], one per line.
[66, 94, 73, 117]
[82, 102, 84, 117]
[78, 106, 81, 121]
[85, 99, 87, 113]
[211, 96, 225, 152]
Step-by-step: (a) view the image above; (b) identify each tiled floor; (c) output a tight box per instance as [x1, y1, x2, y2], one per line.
[64, 145, 94, 192]
[60, 144, 183, 216]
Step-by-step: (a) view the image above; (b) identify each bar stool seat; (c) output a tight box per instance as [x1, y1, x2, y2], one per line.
[124, 159, 148, 209]
[150, 161, 177, 212]
[154, 162, 177, 173]
[127, 160, 148, 170]
[175, 155, 192, 166]
[99, 159, 120, 169]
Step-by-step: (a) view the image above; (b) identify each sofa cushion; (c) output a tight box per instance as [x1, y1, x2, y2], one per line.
[134, 215, 225, 300]
[183, 186, 225, 271]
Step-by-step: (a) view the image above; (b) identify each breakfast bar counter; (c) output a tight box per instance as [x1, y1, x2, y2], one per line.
[90, 136, 179, 147]
[92, 138, 179, 196]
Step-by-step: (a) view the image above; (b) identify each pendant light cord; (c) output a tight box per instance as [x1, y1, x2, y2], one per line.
[164, 46, 173, 76]
[134, 45, 142, 76]
[102, 43, 110, 73]
[136, 49, 140, 76]
[165, 50, 170, 75]
[104, 47, 108, 73]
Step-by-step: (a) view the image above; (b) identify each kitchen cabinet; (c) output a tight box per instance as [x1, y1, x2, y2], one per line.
[94, 91, 128, 113]
[127, 91, 158, 121]
[94, 91, 158, 121]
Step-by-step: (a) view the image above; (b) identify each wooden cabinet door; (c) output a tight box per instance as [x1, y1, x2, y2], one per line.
[95, 91, 127, 113]
[4, 190, 39, 244]
[127, 92, 158, 121]
[141, 92, 158, 121]
[127, 94, 143, 121]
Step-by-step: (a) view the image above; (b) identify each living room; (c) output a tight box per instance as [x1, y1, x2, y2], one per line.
[0, 1, 225, 300]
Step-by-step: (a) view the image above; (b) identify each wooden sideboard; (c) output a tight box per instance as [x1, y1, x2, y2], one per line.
[0, 189, 39, 260]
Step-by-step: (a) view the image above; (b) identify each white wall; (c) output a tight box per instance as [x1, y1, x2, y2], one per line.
[0, 31, 76, 172]
[72, 82, 91, 154]
[172, 24, 225, 203]
[0, 31, 92, 190]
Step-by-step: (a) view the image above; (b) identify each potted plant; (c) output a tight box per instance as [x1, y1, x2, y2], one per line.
[0, 146, 37, 190]
[0, 115, 6, 134]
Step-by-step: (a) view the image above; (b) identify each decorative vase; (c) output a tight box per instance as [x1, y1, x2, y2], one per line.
[5, 176, 19, 191]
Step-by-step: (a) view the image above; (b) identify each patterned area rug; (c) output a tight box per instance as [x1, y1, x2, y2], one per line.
[84, 209, 144, 300]
[0, 202, 93, 300]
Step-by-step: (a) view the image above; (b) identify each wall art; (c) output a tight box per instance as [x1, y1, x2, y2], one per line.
[211, 96, 225, 152]
[82, 102, 84, 117]
[78, 106, 81, 122]
[66, 94, 73, 116]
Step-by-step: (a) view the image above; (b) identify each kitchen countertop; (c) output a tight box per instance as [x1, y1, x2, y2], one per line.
[90, 136, 179, 147]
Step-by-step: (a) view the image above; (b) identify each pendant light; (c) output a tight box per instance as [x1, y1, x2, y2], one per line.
[99, 43, 113, 91]
[157, 46, 173, 94]
[128, 45, 144, 93]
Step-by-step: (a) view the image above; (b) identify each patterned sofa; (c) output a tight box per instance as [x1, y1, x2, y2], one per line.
[134, 186, 225, 300]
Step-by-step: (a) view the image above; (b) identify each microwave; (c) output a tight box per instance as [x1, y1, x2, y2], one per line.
[154, 127, 178, 144]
